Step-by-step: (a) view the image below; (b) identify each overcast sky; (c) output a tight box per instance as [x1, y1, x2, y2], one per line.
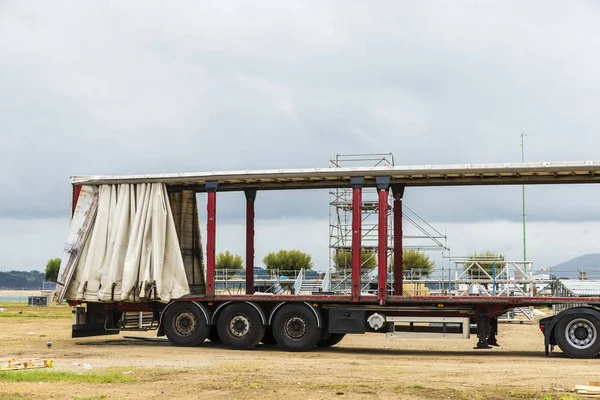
[2, 1, 600, 276]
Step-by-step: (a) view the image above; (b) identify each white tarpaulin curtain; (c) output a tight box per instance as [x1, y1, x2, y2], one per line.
[64, 183, 190, 303]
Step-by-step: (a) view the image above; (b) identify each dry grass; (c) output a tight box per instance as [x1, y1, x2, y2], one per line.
[0, 370, 135, 384]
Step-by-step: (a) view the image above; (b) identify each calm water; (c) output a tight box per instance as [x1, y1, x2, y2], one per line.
[0, 295, 30, 302]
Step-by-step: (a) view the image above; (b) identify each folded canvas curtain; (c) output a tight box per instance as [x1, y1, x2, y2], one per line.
[64, 183, 190, 303]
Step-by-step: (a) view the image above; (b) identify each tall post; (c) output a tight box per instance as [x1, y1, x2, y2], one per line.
[391, 185, 405, 296]
[350, 177, 364, 302]
[521, 132, 528, 273]
[206, 180, 218, 298]
[245, 189, 257, 295]
[376, 177, 390, 305]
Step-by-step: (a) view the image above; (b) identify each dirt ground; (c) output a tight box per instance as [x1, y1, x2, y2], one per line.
[0, 304, 598, 400]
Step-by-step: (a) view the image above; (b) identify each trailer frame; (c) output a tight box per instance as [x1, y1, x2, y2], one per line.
[60, 160, 600, 357]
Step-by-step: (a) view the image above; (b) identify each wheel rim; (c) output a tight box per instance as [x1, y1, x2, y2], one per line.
[284, 316, 308, 341]
[174, 311, 197, 337]
[229, 314, 251, 338]
[565, 318, 597, 350]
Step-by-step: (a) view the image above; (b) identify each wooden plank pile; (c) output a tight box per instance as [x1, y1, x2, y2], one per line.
[575, 381, 600, 397]
[0, 359, 54, 370]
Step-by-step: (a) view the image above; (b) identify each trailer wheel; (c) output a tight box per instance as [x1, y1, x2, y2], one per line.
[317, 333, 345, 347]
[261, 327, 277, 345]
[272, 303, 321, 352]
[207, 327, 222, 344]
[217, 303, 265, 350]
[163, 303, 210, 346]
[555, 314, 600, 359]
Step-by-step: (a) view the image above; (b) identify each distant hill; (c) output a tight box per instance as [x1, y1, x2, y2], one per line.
[0, 270, 45, 289]
[548, 254, 600, 279]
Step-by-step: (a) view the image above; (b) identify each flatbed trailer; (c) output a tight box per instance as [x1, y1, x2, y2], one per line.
[56, 161, 600, 358]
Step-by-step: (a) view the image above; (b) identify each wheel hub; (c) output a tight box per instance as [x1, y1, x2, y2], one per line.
[285, 316, 308, 340]
[174, 311, 196, 337]
[566, 318, 597, 350]
[229, 315, 251, 338]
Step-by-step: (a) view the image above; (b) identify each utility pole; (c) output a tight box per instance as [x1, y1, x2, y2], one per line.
[520, 132, 528, 275]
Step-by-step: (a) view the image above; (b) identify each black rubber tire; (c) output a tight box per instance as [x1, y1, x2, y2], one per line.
[163, 302, 210, 346]
[555, 313, 600, 359]
[206, 327, 222, 343]
[272, 303, 321, 352]
[217, 303, 265, 350]
[317, 333, 345, 347]
[261, 327, 277, 345]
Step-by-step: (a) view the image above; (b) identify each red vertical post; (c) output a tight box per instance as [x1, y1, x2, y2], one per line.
[376, 177, 390, 305]
[392, 185, 405, 296]
[206, 181, 218, 297]
[72, 185, 82, 216]
[350, 177, 364, 302]
[245, 190, 257, 295]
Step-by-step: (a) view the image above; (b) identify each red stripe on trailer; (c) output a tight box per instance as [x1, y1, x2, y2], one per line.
[245, 190, 257, 295]
[206, 181, 218, 298]
[72, 185, 82, 216]
[351, 177, 364, 302]
[377, 186, 389, 305]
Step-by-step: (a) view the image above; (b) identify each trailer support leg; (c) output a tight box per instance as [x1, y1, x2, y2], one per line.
[391, 185, 405, 296]
[488, 317, 499, 346]
[245, 189, 257, 295]
[351, 177, 364, 302]
[376, 177, 390, 305]
[206, 180, 218, 298]
[475, 310, 492, 349]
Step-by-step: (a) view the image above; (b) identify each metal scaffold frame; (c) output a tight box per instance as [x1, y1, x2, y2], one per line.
[328, 153, 449, 293]
[452, 258, 536, 322]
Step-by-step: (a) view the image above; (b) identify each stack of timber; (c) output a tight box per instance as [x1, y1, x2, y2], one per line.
[575, 381, 600, 397]
[0, 358, 54, 370]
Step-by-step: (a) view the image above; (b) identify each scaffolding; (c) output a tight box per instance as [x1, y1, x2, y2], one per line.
[452, 258, 536, 322]
[328, 153, 449, 292]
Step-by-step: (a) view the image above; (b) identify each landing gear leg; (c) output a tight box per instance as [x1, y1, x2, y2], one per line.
[474, 311, 492, 349]
[487, 317, 500, 347]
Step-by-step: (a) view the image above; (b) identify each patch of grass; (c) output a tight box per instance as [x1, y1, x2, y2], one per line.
[411, 384, 424, 389]
[0, 370, 134, 384]
[475, 390, 580, 400]
[0, 302, 28, 307]
[536, 395, 579, 400]
[0, 312, 72, 319]
[75, 396, 108, 400]
[0, 302, 72, 318]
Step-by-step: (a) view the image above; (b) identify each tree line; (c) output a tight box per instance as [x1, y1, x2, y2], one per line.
[215, 249, 437, 276]
[214, 249, 505, 278]
[40, 250, 504, 284]
[0, 270, 46, 289]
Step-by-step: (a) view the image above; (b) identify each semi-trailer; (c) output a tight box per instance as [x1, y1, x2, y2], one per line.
[55, 161, 600, 358]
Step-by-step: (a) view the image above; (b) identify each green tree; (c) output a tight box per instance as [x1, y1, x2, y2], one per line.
[216, 251, 244, 275]
[45, 258, 61, 282]
[465, 251, 504, 278]
[333, 249, 377, 272]
[263, 250, 313, 273]
[389, 250, 435, 277]
[0, 270, 45, 289]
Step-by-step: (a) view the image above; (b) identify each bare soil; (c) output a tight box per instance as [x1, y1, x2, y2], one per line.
[0, 305, 597, 400]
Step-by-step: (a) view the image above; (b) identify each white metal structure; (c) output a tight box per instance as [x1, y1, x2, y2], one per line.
[71, 160, 600, 189]
[453, 259, 536, 322]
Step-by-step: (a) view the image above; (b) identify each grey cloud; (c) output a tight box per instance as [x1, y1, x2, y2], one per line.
[2, 1, 600, 225]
